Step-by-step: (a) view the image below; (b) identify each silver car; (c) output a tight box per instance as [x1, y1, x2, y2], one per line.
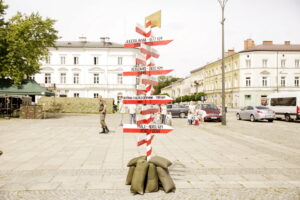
[236, 106, 276, 122]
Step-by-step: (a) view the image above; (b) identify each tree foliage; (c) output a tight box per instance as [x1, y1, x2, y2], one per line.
[0, 1, 58, 84]
[153, 76, 181, 95]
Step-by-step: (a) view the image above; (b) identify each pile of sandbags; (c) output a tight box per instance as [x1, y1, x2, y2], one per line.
[125, 155, 176, 194]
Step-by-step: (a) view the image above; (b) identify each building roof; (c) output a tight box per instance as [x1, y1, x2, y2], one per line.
[240, 44, 300, 52]
[53, 41, 125, 48]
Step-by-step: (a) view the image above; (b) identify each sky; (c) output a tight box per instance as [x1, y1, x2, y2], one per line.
[5, 0, 300, 78]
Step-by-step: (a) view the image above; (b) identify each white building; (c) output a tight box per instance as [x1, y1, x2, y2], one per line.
[162, 39, 300, 108]
[34, 37, 138, 103]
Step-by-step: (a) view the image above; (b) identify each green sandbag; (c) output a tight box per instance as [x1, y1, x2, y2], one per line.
[127, 156, 146, 167]
[125, 166, 135, 185]
[130, 160, 149, 194]
[156, 166, 176, 193]
[145, 163, 159, 193]
[149, 156, 172, 169]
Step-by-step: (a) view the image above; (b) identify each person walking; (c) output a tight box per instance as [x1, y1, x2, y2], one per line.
[129, 104, 137, 124]
[161, 104, 167, 124]
[99, 96, 109, 134]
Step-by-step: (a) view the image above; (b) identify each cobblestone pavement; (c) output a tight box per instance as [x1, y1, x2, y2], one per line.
[0, 113, 299, 200]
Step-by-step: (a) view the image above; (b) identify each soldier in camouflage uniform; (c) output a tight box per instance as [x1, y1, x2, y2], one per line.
[99, 96, 109, 134]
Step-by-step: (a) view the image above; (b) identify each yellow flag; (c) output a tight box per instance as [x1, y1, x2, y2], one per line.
[145, 10, 161, 28]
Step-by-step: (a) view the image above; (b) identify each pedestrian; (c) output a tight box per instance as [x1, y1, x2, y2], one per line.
[187, 111, 193, 125]
[129, 104, 137, 124]
[161, 104, 167, 124]
[166, 112, 172, 126]
[99, 96, 109, 134]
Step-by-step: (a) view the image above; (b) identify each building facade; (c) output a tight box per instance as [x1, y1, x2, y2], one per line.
[162, 39, 300, 108]
[34, 37, 138, 103]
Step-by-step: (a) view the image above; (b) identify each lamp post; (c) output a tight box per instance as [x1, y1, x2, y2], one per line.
[218, 0, 228, 125]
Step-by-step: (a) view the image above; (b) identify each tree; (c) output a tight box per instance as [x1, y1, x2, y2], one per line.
[153, 76, 181, 95]
[0, 1, 58, 84]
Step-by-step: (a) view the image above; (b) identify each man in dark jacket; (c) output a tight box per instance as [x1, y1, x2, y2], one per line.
[99, 96, 109, 134]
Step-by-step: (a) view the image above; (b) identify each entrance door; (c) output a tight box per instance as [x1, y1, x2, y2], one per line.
[244, 95, 251, 106]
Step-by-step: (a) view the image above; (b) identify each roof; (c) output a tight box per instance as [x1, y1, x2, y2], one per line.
[53, 41, 125, 48]
[240, 44, 300, 53]
[0, 79, 54, 96]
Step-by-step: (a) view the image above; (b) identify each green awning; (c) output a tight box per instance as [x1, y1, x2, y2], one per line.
[0, 79, 54, 96]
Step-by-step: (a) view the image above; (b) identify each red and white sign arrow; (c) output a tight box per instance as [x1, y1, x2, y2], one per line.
[141, 105, 160, 115]
[136, 84, 152, 95]
[122, 95, 172, 105]
[136, 114, 155, 125]
[141, 75, 158, 86]
[123, 69, 173, 76]
[124, 40, 173, 48]
[123, 124, 173, 134]
[136, 23, 151, 37]
[140, 44, 159, 59]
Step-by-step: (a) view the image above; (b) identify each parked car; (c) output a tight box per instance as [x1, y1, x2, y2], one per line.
[236, 106, 275, 122]
[166, 104, 188, 118]
[266, 92, 300, 121]
[197, 103, 222, 122]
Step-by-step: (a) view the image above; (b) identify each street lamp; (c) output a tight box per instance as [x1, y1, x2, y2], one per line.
[218, 0, 228, 125]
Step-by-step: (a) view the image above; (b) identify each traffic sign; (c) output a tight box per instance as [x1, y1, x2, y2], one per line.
[122, 95, 172, 104]
[123, 124, 173, 134]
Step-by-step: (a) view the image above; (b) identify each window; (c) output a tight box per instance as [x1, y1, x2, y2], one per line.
[94, 93, 99, 98]
[262, 59, 268, 68]
[74, 56, 79, 65]
[271, 97, 296, 106]
[262, 77, 267, 87]
[246, 77, 251, 87]
[74, 93, 79, 98]
[117, 73, 123, 84]
[45, 73, 51, 83]
[94, 57, 99, 65]
[60, 73, 66, 84]
[246, 59, 251, 68]
[93, 73, 99, 84]
[118, 56, 123, 65]
[60, 56, 66, 65]
[73, 73, 79, 84]
[46, 56, 51, 64]
[295, 77, 299, 87]
[280, 76, 286, 87]
[281, 59, 286, 68]
[29, 75, 35, 80]
[295, 59, 300, 68]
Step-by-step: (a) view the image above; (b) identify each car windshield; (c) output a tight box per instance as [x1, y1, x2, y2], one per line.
[255, 106, 268, 110]
[202, 104, 218, 110]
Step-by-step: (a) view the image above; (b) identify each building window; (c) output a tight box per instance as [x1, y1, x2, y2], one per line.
[281, 59, 286, 68]
[246, 59, 251, 68]
[93, 73, 99, 84]
[262, 77, 267, 87]
[118, 56, 123, 65]
[74, 93, 79, 98]
[295, 77, 299, 87]
[117, 73, 123, 84]
[295, 59, 300, 68]
[246, 77, 251, 87]
[73, 73, 79, 84]
[45, 73, 51, 83]
[262, 59, 268, 68]
[74, 56, 79, 65]
[60, 56, 66, 65]
[46, 56, 51, 64]
[94, 57, 99, 65]
[281, 77, 286, 87]
[94, 93, 99, 98]
[60, 73, 66, 84]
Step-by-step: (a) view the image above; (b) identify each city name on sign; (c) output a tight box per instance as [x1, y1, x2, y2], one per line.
[123, 124, 173, 134]
[125, 36, 163, 44]
[122, 95, 172, 105]
[131, 66, 163, 71]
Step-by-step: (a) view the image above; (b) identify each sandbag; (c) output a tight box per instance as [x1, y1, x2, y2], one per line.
[125, 166, 135, 185]
[130, 160, 149, 194]
[145, 163, 159, 193]
[149, 156, 172, 169]
[156, 166, 176, 193]
[127, 156, 146, 167]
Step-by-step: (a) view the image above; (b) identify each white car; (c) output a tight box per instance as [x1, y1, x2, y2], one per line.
[236, 106, 275, 122]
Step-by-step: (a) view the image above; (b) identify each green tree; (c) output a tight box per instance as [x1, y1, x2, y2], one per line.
[0, 1, 58, 84]
[153, 75, 181, 95]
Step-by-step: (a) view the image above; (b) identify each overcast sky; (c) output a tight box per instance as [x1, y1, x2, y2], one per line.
[5, 0, 300, 78]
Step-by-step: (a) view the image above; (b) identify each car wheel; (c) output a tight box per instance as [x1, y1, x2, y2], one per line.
[179, 112, 186, 118]
[268, 119, 273, 122]
[236, 114, 241, 120]
[250, 115, 256, 122]
[285, 114, 291, 122]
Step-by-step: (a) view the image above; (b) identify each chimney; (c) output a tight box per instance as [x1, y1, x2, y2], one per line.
[244, 39, 255, 50]
[263, 41, 273, 45]
[227, 49, 235, 56]
[79, 36, 87, 43]
[284, 41, 290, 45]
[100, 37, 106, 43]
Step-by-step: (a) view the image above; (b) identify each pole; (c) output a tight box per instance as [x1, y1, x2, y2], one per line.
[218, 0, 227, 125]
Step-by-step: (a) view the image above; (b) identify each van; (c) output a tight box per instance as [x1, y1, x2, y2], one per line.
[266, 92, 300, 121]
